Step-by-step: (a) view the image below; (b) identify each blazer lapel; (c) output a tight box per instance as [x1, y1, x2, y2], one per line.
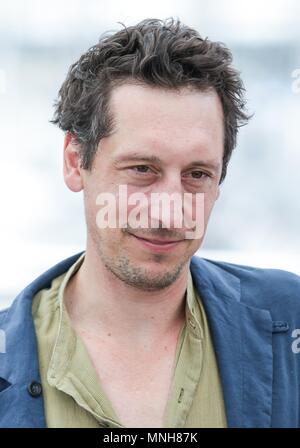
[190, 256, 273, 428]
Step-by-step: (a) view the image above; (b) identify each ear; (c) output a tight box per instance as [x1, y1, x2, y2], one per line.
[63, 132, 84, 192]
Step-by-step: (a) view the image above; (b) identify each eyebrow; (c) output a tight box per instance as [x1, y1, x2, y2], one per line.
[113, 153, 221, 172]
[113, 154, 162, 165]
[185, 160, 221, 172]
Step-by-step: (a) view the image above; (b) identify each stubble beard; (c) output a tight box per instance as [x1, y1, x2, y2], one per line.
[91, 228, 189, 292]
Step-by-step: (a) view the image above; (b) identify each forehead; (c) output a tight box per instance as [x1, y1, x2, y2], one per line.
[105, 83, 224, 163]
[109, 82, 223, 130]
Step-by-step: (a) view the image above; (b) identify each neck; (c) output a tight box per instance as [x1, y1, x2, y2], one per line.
[64, 243, 190, 348]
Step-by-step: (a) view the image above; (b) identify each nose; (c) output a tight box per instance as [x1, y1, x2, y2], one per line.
[147, 171, 186, 231]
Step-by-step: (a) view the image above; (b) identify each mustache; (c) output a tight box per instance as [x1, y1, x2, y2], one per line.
[122, 222, 193, 240]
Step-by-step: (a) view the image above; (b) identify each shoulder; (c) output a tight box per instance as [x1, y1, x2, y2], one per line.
[205, 257, 300, 287]
[0, 251, 85, 329]
[192, 255, 300, 311]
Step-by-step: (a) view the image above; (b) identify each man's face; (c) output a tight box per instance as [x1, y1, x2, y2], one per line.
[66, 83, 224, 291]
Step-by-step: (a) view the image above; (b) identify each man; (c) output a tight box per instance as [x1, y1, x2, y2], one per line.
[0, 17, 299, 428]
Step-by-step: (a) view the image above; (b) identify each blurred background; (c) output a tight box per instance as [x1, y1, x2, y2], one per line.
[0, 0, 299, 309]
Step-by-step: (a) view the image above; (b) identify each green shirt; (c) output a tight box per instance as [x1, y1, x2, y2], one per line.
[32, 252, 227, 428]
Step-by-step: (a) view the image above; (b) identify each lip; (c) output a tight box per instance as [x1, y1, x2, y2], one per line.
[128, 233, 184, 253]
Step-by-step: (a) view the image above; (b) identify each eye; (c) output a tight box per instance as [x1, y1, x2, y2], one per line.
[129, 165, 152, 174]
[183, 170, 210, 180]
[191, 171, 206, 179]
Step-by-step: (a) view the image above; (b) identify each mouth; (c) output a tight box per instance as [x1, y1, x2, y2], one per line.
[127, 232, 185, 253]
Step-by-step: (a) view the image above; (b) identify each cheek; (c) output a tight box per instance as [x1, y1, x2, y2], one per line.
[83, 194, 96, 228]
[204, 199, 213, 221]
[204, 188, 218, 218]
[186, 192, 215, 233]
[85, 182, 120, 228]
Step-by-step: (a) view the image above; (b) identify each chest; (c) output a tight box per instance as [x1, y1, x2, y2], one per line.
[79, 332, 182, 428]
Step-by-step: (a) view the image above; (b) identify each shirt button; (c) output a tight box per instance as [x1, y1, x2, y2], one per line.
[27, 381, 42, 398]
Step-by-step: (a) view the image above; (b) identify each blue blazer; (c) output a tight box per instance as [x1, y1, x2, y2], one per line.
[1, 251, 300, 428]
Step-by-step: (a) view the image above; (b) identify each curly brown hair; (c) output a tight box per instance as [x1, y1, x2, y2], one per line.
[50, 17, 251, 184]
